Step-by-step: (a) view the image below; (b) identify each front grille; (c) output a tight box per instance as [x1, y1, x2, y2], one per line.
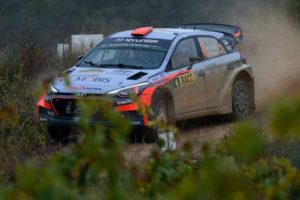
[52, 98, 78, 117]
[51, 98, 112, 120]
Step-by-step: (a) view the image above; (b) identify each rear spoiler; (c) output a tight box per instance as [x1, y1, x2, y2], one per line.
[175, 23, 243, 49]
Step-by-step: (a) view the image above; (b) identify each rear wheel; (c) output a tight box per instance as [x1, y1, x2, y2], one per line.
[47, 125, 71, 143]
[232, 80, 254, 120]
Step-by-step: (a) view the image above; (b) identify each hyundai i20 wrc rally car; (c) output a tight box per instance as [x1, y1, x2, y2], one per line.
[37, 23, 255, 142]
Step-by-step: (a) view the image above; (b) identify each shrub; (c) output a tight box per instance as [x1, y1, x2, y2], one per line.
[2, 45, 300, 199]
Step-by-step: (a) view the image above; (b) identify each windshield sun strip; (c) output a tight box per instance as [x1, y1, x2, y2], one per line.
[97, 46, 168, 52]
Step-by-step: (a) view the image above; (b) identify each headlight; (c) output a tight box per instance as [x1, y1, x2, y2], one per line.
[108, 82, 150, 98]
[45, 84, 58, 103]
[49, 84, 59, 93]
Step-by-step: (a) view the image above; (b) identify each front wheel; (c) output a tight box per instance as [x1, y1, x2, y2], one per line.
[143, 95, 174, 143]
[232, 80, 255, 120]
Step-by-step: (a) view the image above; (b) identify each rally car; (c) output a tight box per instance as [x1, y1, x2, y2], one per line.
[37, 23, 255, 142]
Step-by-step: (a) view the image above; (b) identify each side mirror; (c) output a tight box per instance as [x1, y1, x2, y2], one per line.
[187, 56, 202, 70]
[189, 56, 202, 64]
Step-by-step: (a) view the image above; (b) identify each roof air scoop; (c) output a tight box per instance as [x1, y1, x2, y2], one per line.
[131, 27, 153, 37]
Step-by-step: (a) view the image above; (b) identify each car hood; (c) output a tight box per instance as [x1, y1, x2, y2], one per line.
[52, 67, 161, 94]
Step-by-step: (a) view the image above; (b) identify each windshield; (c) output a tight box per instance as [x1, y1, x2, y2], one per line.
[78, 37, 172, 69]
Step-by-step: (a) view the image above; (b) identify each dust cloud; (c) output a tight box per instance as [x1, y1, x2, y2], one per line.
[225, 2, 300, 109]
[190, 0, 300, 109]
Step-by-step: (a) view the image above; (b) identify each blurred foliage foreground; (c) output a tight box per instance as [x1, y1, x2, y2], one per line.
[1, 47, 300, 199]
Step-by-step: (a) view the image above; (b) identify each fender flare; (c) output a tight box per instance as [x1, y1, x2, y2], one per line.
[218, 64, 254, 112]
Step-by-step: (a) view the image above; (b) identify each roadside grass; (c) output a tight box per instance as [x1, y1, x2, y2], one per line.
[0, 44, 75, 183]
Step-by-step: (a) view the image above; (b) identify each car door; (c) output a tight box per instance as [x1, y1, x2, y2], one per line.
[196, 36, 229, 108]
[168, 37, 207, 116]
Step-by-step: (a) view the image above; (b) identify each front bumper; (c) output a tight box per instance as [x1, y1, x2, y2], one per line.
[38, 107, 146, 127]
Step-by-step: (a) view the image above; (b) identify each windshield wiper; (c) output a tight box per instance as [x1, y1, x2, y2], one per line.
[99, 63, 144, 69]
[84, 61, 100, 67]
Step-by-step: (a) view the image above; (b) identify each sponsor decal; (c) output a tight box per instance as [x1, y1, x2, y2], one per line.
[100, 38, 172, 50]
[150, 73, 167, 83]
[54, 78, 64, 83]
[114, 38, 125, 42]
[109, 69, 133, 76]
[79, 69, 104, 74]
[174, 72, 196, 88]
[124, 38, 159, 44]
[72, 75, 112, 83]
[150, 76, 159, 82]
[75, 93, 87, 97]
[93, 77, 111, 83]
[66, 86, 102, 91]
[85, 86, 102, 91]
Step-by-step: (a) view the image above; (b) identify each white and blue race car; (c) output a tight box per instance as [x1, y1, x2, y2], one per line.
[37, 23, 255, 142]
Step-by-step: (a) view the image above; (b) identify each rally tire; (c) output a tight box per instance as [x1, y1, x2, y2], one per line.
[143, 94, 174, 143]
[232, 80, 254, 121]
[47, 125, 71, 143]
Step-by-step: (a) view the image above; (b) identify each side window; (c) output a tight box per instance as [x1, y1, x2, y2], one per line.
[171, 38, 198, 70]
[198, 37, 227, 59]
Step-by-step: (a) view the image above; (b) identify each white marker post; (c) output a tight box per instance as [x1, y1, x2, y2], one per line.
[159, 131, 177, 152]
[57, 43, 70, 59]
[71, 34, 104, 55]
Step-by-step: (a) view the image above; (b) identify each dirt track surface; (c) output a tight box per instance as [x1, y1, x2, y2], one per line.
[124, 116, 233, 163]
